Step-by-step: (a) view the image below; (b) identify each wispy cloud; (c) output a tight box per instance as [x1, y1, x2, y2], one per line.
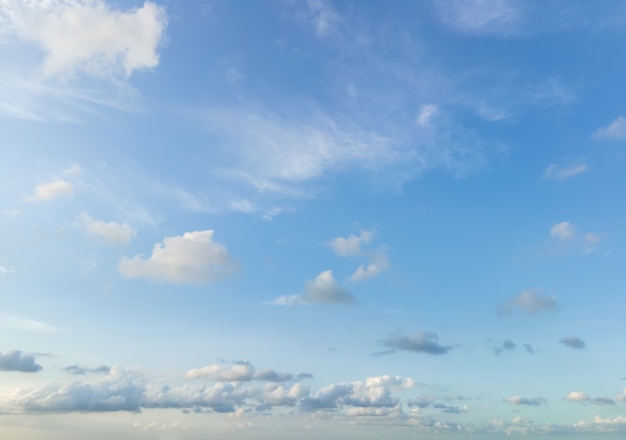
[592, 116, 626, 141]
[0, 313, 57, 333]
[26, 179, 74, 202]
[500, 289, 559, 316]
[543, 162, 588, 181]
[76, 212, 136, 245]
[550, 221, 575, 240]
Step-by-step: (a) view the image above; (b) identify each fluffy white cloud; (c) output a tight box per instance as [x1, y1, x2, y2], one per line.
[0, 0, 167, 78]
[329, 230, 374, 256]
[76, 212, 136, 245]
[186, 361, 294, 383]
[501, 289, 559, 315]
[26, 179, 74, 201]
[0, 350, 42, 373]
[268, 270, 356, 306]
[550, 221, 575, 240]
[329, 230, 389, 283]
[351, 253, 390, 282]
[118, 230, 238, 284]
[543, 162, 588, 180]
[592, 116, 626, 141]
[564, 391, 614, 405]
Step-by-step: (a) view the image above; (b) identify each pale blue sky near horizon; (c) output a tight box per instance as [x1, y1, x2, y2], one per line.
[1, 0, 626, 438]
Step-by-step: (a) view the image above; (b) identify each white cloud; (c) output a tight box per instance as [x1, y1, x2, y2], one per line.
[0, 350, 42, 373]
[62, 163, 82, 176]
[303, 0, 339, 36]
[186, 361, 294, 383]
[329, 229, 389, 283]
[118, 230, 238, 284]
[543, 162, 588, 181]
[585, 233, 602, 245]
[592, 116, 626, 141]
[0, 0, 167, 78]
[76, 212, 136, 245]
[269, 270, 356, 306]
[504, 396, 546, 406]
[351, 253, 389, 283]
[329, 230, 374, 256]
[433, 0, 522, 36]
[550, 221, 575, 240]
[0, 266, 12, 275]
[501, 289, 559, 315]
[417, 104, 438, 127]
[564, 392, 615, 406]
[26, 179, 74, 201]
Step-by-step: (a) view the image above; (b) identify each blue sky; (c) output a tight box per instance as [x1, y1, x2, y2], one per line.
[1, 0, 626, 438]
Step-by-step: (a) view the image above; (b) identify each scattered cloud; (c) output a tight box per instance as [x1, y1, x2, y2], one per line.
[501, 289, 559, 315]
[585, 233, 602, 245]
[564, 391, 615, 405]
[26, 179, 74, 202]
[269, 270, 356, 306]
[543, 162, 588, 181]
[550, 221, 575, 240]
[0, 350, 42, 373]
[0, 266, 12, 275]
[329, 229, 389, 283]
[300, 0, 339, 36]
[592, 116, 626, 141]
[504, 396, 546, 406]
[559, 337, 586, 350]
[76, 212, 137, 245]
[379, 332, 452, 355]
[118, 230, 238, 284]
[418, 104, 438, 127]
[432, 0, 522, 36]
[186, 361, 293, 383]
[63, 365, 111, 375]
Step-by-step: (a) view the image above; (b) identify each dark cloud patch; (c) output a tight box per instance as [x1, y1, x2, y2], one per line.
[0, 350, 42, 373]
[559, 337, 585, 349]
[63, 365, 111, 375]
[491, 340, 534, 356]
[500, 289, 559, 316]
[380, 332, 452, 355]
[296, 372, 314, 380]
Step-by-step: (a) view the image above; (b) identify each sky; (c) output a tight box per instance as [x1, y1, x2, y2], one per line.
[1, 0, 626, 438]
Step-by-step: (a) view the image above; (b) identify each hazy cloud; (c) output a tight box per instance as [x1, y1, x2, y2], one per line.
[380, 332, 452, 355]
[504, 396, 546, 406]
[559, 337, 586, 350]
[564, 391, 615, 405]
[329, 230, 389, 283]
[119, 230, 238, 284]
[0, 350, 42, 373]
[543, 162, 588, 181]
[63, 365, 111, 375]
[432, 0, 522, 36]
[0, 314, 56, 333]
[592, 116, 626, 141]
[26, 179, 74, 201]
[77, 212, 136, 245]
[550, 221, 575, 240]
[186, 361, 293, 383]
[501, 289, 558, 315]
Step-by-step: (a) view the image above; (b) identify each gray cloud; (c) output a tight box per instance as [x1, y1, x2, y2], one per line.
[380, 332, 452, 355]
[0, 350, 42, 373]
[559, 337, 586, 349]
[500, 289, 558, 315]
[62, 365, 111, 375]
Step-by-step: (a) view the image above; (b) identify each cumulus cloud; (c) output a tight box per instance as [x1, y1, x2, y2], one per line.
[380, 332, 452, 355]
[0, 350, 42, 373]
[76, 212, 136, 245]
[500, 289, 558, 315]
[328, 230, 389, 283]
[550, 221, 575, 240]
[592, 116, 626, 141]
[186, 361, 293, 383]
[543, 162, 588, 181]
[0, 0, 167, 78]
[269, 270, 356, 306]
[118, 230, 238, 284]
[504, 396, 546, 406]
[26, 179, 74, 201]
[564, 391, 615, 405]
[559, 337, 586, 350]
[63, 365, 111, 375]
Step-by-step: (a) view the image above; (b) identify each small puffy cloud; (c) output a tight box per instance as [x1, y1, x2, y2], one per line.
[542, 162, 588, 181]
[76, 212, 136, 245]
[1, 0, 168, 78]
[564, 392, 614, 405]
[118, 230, 238, 284]
[0, 350, 42, 373]
[559, 337, 586, 350]
[268, 270, 356, 306]
[26, 179, 74, 201]
[500, 289, 558, 315]
[380, 332, 452, 355]
[504, 396, 546, 406]
[186, 361, 293, 383]
[63, 365, 111, 375]
[592, 116, 626, 141]
[329, 229, 389, 283]
[550, 221, 575, 240]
